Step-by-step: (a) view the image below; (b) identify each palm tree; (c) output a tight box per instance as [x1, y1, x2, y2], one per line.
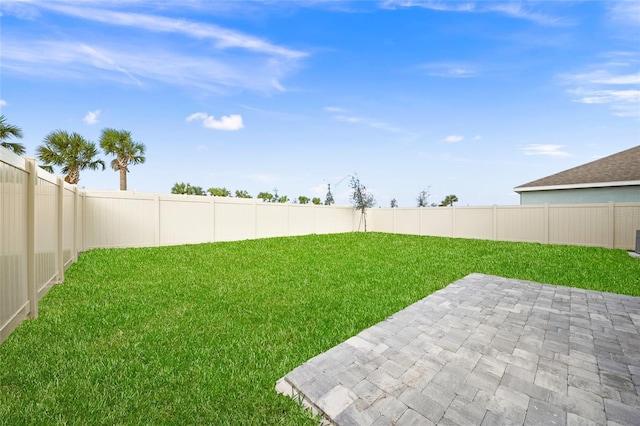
[99, 128, 146, 191]
[36, 130, 105, 184]
[441, 194, 459, 207]
[0, 115, 26, 155]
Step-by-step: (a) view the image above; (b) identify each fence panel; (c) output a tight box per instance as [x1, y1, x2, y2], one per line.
[288, 204, 315, 236]
[496, 205, 545, 243]
[213, 198, 257, 242]
[454, 207, 493, 240]
[420, 208, 454, 237]
[371, 209, 394, 233]
[159, 195, 213, 246]
[312, 206, 337, 234]
[63, 185, 75, 267]
[613, 203, 640, 249]
[548, 204, 610, 247]
[256, 203, 289, 238]
[34, 171, 59, 296]
[83, 191, 156, 249]
[394, 209, 421, 235]
[0, 152, 29, 342]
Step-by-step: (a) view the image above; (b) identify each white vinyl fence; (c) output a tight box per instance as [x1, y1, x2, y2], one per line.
[82, 190, 357, 249]
[368, 203, 640, 250]
[1, 152, 84, 344]
[2, 146, 640, 344]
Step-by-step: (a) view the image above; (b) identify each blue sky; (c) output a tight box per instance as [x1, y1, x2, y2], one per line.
[1, 0, 639, 206]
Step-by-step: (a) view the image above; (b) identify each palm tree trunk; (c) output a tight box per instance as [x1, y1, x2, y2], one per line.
[120, 168, 127, 190]
[65, 167, 80, 185]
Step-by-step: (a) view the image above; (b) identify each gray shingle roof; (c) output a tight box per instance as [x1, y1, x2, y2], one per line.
[515, 145, 640, 190]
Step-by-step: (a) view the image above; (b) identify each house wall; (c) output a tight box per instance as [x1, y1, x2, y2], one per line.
[520, 186, 640, 205]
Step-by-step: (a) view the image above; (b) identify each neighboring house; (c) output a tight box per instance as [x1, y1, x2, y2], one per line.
[514, 145, 640, 205]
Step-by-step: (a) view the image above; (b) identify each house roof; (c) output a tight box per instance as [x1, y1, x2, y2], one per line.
[515, 145, 640, 192]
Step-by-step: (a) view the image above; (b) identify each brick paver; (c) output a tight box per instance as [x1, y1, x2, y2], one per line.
[276, 273, 640, 425]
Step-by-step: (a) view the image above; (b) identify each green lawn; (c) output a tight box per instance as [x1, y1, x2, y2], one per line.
[1, 233, 639, 425]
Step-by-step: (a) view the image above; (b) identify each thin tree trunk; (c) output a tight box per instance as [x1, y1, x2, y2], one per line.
[120, 168, 127, 190]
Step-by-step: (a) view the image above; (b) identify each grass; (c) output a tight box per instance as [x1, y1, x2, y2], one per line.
[1, 232, 639, 425]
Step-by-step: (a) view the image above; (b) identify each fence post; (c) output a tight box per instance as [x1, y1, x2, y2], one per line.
[392, 205, 396, 233]
[72, 185, 79, 262]
[492, 205, 498, 241]
[608, 201, 615, 249]
[25, 158, 38, 318]
[452, 206, 456, 238]
[56, 177, 64, 283]
[286, 202, 290, 236]
[210, 196, 216, 243]
[153, 195, 160, 246]
[254, 199, 258, 239]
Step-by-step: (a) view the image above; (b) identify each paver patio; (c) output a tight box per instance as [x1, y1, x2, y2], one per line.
[276, 273, 640, 425]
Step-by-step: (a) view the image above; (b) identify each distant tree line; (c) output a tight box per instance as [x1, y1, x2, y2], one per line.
[170, 184, 325, 205]
[0, 115, 145, 190]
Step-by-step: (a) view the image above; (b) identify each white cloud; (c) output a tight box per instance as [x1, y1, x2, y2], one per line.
[186, 112, 208, 122]
[608, 0, 640, 27]
[381, 0, 571, 26]
[560, 60, 640, 119]
[187, 112, 244, 131]
[473, 135, 482, 140]
[0, 100, 6, 107]
[0, 3, 307, 94]
[443, 135, 464, 143]
[324, 107, 405, 134]
[421, 62, 478, 78]
[523, 144, 571, 157]
[2, 38, 297, 94]
[36, 4, 307, 60]
[83, 109, 101, 124]
[195, 145, 208, 152]
[573, 89, 640, 105]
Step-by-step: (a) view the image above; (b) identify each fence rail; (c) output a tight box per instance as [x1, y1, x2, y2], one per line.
[2, 146, 639, 344]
